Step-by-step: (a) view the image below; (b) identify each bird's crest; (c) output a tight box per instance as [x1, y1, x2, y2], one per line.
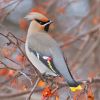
[24, 9, 48, 22]
[31, 9, 46, 15]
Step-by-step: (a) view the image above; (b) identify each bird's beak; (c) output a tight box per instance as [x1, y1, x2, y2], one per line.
[43, 20, 53, 27]
[44, 20, 53, 32]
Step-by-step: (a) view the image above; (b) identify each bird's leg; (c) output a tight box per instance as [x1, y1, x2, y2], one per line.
[47, 76, 56, 88]
[42, 73, 50, 84]
[47, 76, 59, 93]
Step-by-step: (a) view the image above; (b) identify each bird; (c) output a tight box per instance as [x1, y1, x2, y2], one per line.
[24, 11, 80, 87]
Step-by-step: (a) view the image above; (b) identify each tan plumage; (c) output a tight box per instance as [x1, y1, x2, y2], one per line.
[25, 12, 80, 87]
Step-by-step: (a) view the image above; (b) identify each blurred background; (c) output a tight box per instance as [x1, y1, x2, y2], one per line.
[0, 0, 100, 100]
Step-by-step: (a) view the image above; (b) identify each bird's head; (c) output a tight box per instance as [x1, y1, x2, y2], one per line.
[24, 12, 53, 32]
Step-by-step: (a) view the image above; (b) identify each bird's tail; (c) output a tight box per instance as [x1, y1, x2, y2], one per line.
[64, 56, 81, 87]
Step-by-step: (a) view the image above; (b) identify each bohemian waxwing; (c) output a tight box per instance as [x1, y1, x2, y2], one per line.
[25, 12, 80, 87]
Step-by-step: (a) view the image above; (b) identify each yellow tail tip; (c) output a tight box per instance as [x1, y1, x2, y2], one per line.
[70, 85, 82, 92]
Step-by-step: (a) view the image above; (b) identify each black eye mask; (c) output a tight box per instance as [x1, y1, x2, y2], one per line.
[35, 19, 50, 32]
[35, 19, 50, 25]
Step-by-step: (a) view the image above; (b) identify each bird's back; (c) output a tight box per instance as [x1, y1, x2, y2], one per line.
[27, 31, 60, 56]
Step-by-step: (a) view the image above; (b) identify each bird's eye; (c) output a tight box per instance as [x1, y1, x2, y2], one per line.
[35, 19, 48, 25]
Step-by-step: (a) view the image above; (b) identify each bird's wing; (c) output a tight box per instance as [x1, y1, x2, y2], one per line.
[27, 32, 58, 56]
[26, 32, 79, 87]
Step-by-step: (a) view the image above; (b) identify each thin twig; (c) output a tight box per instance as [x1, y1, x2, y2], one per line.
[19, 71, 33, 85]
[0, 32, 43, 81]
[8, 32, 25, 43]
[70, 35, 90, 66]
[0, 88, 43, 99]
[61, 24, 100, 47]
[0, 60, 17, 70]
[0, 71, 21, 88]
[0, 0, 24, 22]
[5, 56, 20, 65]
[26, 77, 40, 100]
[56, 2, 99, 40]
[75, 32, 100, 69]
